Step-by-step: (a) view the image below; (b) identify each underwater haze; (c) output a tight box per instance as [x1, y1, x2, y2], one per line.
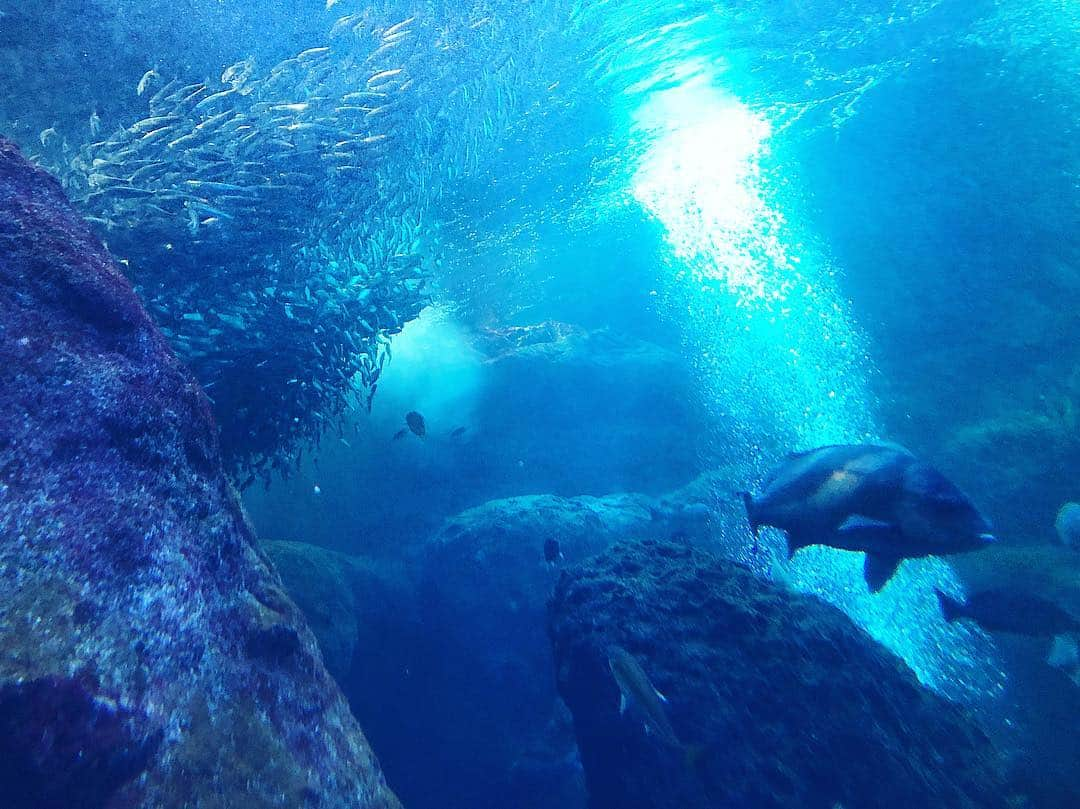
[2, 0, 1080, 807]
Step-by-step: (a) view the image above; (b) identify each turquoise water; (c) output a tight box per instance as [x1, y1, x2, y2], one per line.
[3, 0, 1079, 806]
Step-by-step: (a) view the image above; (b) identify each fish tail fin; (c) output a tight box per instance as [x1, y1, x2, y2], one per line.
[934, 588, 963, 623]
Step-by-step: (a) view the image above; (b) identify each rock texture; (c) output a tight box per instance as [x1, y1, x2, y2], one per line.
[402, 475, 720, 809]
[263, 540, 411, 682]
[942, 409, 1080, 545]
[549, 540, 1008, 809]
[0, 139, 399, 808]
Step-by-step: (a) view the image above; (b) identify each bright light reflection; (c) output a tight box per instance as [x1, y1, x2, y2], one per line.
[629, 76, 1002, 703]
[632, 79, 779, 302]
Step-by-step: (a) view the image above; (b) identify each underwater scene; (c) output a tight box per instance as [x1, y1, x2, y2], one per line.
[1, 0, 1079, 807]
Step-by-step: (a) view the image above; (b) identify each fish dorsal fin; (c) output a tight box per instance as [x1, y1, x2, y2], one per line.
[863, 553, 902, 593]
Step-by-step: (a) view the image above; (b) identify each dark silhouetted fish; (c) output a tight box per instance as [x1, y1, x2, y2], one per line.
[392, 427, 408, 440]
[450, 425, 467, 438]
[607, 646, 681, 748]
[742, 443, 995, 592]
[405, 410, 426, 437]
[935, 588, 1080, 637]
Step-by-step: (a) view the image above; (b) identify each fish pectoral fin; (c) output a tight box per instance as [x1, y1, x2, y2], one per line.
[619, 692, 628, 715]
[838, 515, 894, 532]
[654, 687, 668, 704]
[863, 553, 902, 593]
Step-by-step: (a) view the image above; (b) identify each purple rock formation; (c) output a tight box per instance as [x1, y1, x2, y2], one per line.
[550, 540, 1009, 809]
[0, 139, 400, 808]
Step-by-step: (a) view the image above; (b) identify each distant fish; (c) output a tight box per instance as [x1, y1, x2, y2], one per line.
[297, 46, 330, 60]
[392, 427, 408, 441]
[544, 537, 563, 565]
[89, 109, 101, 137]
[607, 646, 681, 748]
[384, 16, 416, 38]
[742, 443, 995, 592]
[221, 57, 255, 86]
[935, 588, 1080, 637]
[39, 126, 58, 147]
[450, 426, 467, 439]
[368, 68, 403, 86]
[405, 410, 426, 437]
[137, 68, 159, 96]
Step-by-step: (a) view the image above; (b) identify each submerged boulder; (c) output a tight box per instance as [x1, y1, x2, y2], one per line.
[0, 140, 399, 807]
[264, 540, 412, 682]
[549, 539, 1008, 809]
[402, 475, 721, 809]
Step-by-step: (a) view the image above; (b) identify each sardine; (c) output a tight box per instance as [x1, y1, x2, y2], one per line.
[367, 68, 403, 87]
[137, 69, 159, 96]
[383, 16, 416, 38]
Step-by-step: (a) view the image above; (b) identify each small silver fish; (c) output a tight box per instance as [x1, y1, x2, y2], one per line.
[608, 646, 681, 748]
[383, 16, 416, 38]
[367, 68, 403, 87]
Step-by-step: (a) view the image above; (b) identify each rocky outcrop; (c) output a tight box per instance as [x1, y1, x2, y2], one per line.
[0, 139, 399, 807]
[263, 540, 412, 681]
[943, 409, 1080, 544]
[404, 475, 720, 809]
[421, 475, 719, 700]
[549, 540, 1008, 809]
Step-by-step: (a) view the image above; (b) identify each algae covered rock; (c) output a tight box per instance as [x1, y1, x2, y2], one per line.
[944, 410, 1080, 544]
[404, 476, 720, 809]
[0, 139, 399, 808]
[419, 477, 722, 739]
[549, 539, 1007, 809]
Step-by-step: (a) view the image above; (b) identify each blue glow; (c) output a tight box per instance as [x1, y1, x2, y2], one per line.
[629, 74, 1003, 700]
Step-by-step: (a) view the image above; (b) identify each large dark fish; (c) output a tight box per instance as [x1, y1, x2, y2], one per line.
[935, 588, 1080, 637]
[607, 646, 681, 748]
[742, 444, 995, 592]
[405, 410, 426, 437]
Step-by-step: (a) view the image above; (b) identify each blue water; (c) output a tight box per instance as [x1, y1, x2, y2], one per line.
[4, 0, 1079, 806]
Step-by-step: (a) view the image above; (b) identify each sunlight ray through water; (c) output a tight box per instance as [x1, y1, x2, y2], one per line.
[629, 73, 1004, 701]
